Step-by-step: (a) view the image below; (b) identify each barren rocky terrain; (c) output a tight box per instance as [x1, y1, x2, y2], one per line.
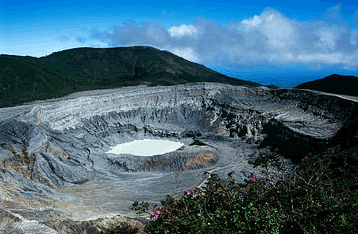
[0, 83, 357, 233]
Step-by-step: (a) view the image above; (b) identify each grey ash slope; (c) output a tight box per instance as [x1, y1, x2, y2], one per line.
[0, 83, 357, 233]
[0, 46, 259, 107]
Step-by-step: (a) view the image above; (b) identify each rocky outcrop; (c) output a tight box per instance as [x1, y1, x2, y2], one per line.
[0, 83, 357, 233]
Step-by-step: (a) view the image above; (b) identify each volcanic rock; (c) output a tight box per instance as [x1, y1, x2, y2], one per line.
[0, 83, 357, 233]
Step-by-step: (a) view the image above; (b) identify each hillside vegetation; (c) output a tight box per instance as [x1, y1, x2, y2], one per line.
[0, 46, 260, 107]
[296, 74, 358, 96]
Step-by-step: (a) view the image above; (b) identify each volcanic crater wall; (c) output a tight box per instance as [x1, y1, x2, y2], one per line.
[1, 83, 357, 186]
[0, 83, 357, 233]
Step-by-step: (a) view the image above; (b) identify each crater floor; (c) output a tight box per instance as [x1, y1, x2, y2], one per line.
[0, 83, 357, 233]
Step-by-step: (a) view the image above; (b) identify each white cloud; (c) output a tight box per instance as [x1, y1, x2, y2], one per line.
[342, 51, 358, 69]
[238, 9, 298, 51]
[351, 30, 358, 46]
[297, 53, 343, 64]
[168, 24, 198, 38]
[146, 26, 168, 44]
[318, 30, 337, 50]
[167, 47, 200, 63]
[90, 6, 358, 70]
[241, 15, 262, 28]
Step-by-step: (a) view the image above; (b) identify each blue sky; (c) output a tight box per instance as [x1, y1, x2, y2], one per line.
[1, 0, 358, 87]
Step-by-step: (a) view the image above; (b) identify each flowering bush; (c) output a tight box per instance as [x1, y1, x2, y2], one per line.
[105, 152, 358, 234]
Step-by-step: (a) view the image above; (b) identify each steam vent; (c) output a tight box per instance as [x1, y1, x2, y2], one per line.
[1, 83, 357, 233]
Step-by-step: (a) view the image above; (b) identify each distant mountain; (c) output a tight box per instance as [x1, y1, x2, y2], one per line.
[296, 74, 358, 96]
[0, 46, 260, 107]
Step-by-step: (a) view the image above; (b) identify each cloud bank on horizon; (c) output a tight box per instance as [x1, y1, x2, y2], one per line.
[87, 5, 358, 72]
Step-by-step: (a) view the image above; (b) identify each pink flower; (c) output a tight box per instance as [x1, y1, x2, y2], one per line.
[155, 206, 163, 211]
[248, 173, 257, 182]
[149, 214, 154, 219]
[166, 210, 171, 214]
[173, 201, 178, 205]
[187, 189, 193, 195]
[304, 156, 308, 160]
[154, 213, 159, 219]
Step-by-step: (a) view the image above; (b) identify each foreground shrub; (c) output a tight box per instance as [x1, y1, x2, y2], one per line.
[105, 152, 358, 233]
[104, 225, 139, 234]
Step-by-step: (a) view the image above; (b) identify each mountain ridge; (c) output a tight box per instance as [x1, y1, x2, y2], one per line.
[0, 46, 260, 107]
[295, 74, 358, 96]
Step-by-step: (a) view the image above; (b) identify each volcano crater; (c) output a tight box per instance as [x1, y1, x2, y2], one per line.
[1, 83, 357, 232]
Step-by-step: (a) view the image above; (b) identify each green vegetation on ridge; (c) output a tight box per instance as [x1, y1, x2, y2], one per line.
[296, 74, 358, 96]
[0, 46, 260, 107]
